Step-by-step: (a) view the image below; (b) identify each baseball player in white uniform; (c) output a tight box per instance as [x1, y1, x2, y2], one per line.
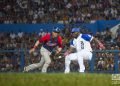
[64, 28, 105, 73]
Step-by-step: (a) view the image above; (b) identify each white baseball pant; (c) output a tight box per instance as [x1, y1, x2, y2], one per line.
[64, 50, 92, 73]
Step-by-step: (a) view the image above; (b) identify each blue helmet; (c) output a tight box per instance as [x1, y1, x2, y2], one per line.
[71, 28, 80, 33]
[52, 27, 60, 33]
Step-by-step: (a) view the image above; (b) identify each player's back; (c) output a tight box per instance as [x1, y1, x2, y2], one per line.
[76, 34, 93, 52]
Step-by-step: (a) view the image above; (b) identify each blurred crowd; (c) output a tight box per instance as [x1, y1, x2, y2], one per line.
[0, 26, 120, 73]
[0, 0, 120, 24]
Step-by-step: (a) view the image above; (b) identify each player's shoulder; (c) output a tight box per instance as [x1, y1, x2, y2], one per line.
[80, 34, 92, 38]
[47, 33, 51, 36]
[43, 33, 50, 37]
[57, 35, 62, 40]
[69, 38, 74, 42]
[70, 38, 77, 44]
[81, 33, 92, 36]
[79, 34, 93, 41]
[70, 39, 75, 46]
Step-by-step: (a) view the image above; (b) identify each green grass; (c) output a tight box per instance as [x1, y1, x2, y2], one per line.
[0, 73, 114, 86]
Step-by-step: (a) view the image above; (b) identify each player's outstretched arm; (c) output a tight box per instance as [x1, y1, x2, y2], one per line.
[29, 40, 40, 54]
[64, 47, 75, 56]
[93, 37, 105, 50]
[29, 33, 50, 54]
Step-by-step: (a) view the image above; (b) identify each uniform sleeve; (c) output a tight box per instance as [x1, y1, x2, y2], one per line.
[81, 34, 93, 42]
[57, 36, 63, 48]
[70, 39, 75, 48]
[39, 33, 50, 43]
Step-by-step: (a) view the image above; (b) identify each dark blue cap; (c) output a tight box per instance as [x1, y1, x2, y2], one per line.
[52, 27, 60, 33]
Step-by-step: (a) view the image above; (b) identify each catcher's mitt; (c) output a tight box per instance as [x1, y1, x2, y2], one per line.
[50, 52, 63, 61]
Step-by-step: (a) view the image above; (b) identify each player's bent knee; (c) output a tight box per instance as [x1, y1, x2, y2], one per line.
[65, 56, 70, 61]
[45, 60, 51, 65]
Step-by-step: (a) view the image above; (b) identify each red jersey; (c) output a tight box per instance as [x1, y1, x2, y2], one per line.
[39, 33, 62, 52]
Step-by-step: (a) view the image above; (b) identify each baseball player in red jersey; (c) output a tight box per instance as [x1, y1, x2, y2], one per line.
[24, 28, 63, 73]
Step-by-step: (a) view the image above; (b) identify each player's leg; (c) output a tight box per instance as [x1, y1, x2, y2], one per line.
[64, 53, 77, 73]
[24, 57, 45, 72]
[24, 47, 45, 72]
[41, 54, 51, 73]
[77, 51, 85, 73]
[41, 47, 51, 73]
[77, 50, 92, 73]
[64, 55, 71, 73]
[82, 51, 92, 60]
[77, 56, 85, 73]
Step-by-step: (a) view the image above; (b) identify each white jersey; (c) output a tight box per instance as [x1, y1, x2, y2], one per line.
[70, 34, 93, 52]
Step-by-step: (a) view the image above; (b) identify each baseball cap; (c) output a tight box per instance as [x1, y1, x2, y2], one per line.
[71, 28, 80, 33]
[52, 27, 60, 33]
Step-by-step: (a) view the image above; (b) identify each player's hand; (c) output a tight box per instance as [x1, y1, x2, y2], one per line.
[64, 51, 70, 57]
[29, 48, 35, 54]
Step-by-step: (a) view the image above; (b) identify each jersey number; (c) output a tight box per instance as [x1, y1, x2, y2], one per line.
[81, 41, 84, 49]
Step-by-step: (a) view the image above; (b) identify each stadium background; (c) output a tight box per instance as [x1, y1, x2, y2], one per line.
[0, 0, 120, 73]
[0, 0, 120, 86]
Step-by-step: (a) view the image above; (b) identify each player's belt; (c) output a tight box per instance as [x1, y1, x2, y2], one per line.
[42, 45, 52, 52]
